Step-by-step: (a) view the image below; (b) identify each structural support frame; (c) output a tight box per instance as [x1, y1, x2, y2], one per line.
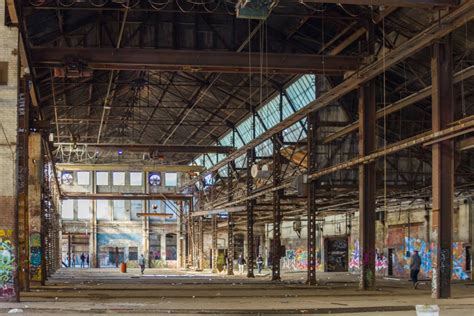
[431, 37, 454, 299]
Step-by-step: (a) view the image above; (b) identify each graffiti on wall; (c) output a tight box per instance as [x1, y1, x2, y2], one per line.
[0, 229, 15, 299]
[348, 239, 388, 275]
[452, 242, 469, 280]
[350, 236, 469, 280]
[30, 232, 42, 282]
[281, 248, 322, 271]
[349, 239, 360, 272]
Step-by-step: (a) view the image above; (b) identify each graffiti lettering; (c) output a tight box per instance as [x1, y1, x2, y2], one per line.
[0, 231, 16, 299]
[30, 232, 42, 282]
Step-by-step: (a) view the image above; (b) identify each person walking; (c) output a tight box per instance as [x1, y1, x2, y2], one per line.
[86, 254, 90, 268]
[139, 254, 146, 275]
[80, 253, 86, 268]
[256, 255, 264, 274]
[410, 250, 422, 289]
[237, 253, 246, 275]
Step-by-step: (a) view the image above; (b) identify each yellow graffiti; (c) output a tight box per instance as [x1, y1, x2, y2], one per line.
[0, 230, 13, 238]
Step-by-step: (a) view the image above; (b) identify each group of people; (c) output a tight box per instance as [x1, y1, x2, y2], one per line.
[67, 253, 90, 268]
[237, 253, 264, 275]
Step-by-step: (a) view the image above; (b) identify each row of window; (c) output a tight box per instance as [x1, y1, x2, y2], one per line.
[61, 199, 178, 221]
[192, 75, 316, 175]
[61, 171, 178, 187]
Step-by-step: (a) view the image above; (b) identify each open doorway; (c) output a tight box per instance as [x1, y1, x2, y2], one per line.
[325, 237, 348, 272]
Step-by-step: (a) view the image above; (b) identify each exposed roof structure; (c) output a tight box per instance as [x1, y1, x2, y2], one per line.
[20, 1, 472, 166]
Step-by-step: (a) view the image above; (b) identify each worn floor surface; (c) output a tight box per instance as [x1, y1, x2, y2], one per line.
[1, 268, 473, 315]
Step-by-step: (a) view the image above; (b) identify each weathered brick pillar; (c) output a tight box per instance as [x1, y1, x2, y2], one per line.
[28, 133, 44, 284]
[0, 1, 20, 301]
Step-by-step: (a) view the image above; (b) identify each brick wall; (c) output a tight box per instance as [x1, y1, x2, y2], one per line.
[0, 1, 19, 302]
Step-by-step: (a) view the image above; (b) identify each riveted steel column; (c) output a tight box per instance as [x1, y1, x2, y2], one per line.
[212, 214, 218, 273]
[272, 133, 283, 281]
[227, 162, 234, 275]
[358, 80, 377, 290]
[246, 148, 255, 278]
[307, 112, 318, 285]
[431, 37, 454, 299]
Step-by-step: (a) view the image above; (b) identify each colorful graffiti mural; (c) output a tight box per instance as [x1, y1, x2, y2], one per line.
[281, 247, 322, 271]
[0, 229, 15, 299]
[30, 232, 42, 282]
[452, 242, 469, 280]
[349, 237, 469, 280]
[348, 239, 388, 275]
[349, 239, 360, 272]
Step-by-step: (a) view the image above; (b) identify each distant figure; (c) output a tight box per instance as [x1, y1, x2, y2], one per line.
[257, 255, 264, 274]
[72, 254, 76, 267]
[410, 250, 422, 289]
[139, 254, 146, 275]
[80, 253, 86, 268]
[86, 254, 90, 268]
[237, 253, 246, 275]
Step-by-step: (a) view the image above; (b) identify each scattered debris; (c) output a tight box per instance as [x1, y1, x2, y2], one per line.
[8, 309, 23, 314]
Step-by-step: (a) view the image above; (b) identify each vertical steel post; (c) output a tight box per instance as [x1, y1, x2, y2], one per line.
[272, 134, 283, 281]
[358, 81, 377, 290]
[431, 37, 454, 299]
[212, 215, 218, 273]
[246, 148, 255, 278]
[307, 112, 318, 285]
[227, 162, 234, 275]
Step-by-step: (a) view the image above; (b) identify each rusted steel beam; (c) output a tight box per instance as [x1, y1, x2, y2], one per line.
[227, 163, 235, 276]
[246, 148, 256, 278]
[358, 80, 377, 290]
[29, 48, 360, 74]
[61, 193, 192, 201]
[431, 37, 454, 299]
[183, 2, 473, 188]
[307, 112, 318, 286]
[54, 142, 235, 154]
[272, 134, 283, 282]
[323, 66, 474, 144]
[301, 0, 459, 7]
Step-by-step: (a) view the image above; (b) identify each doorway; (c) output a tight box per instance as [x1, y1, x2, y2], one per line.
[325, 237, 348, 272]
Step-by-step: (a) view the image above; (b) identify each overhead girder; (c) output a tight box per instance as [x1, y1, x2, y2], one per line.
[301, 0, 459, 7]
[183, 1, 474, 187]
[29, 48, 360, 74]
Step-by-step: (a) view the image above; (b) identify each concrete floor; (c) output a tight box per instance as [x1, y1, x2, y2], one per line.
[1, 268, 473, 315]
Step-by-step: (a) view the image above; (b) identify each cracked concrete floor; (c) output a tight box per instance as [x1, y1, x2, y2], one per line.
[1, 268, 473, 315]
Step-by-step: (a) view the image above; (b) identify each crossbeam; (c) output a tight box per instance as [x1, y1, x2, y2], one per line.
[54, 143, 234, 154]
[183, 1, 473, 187]
[56, 163, 204, 172]
[301, 0, 459, 7]
[29, 48, 360, 74]
[61, 192, 193, 201]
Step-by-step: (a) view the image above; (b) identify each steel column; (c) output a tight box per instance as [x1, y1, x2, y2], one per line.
[246, 148, 255, 278]
[431, 37, 454, 299]
[307, 112, 318, 285]
[212, 215, 218, 273]
[17, 76, 30, 294]
[358, 80, 377, 290]
[227, 163, 234, 275]
[272, 134, 283, 281]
